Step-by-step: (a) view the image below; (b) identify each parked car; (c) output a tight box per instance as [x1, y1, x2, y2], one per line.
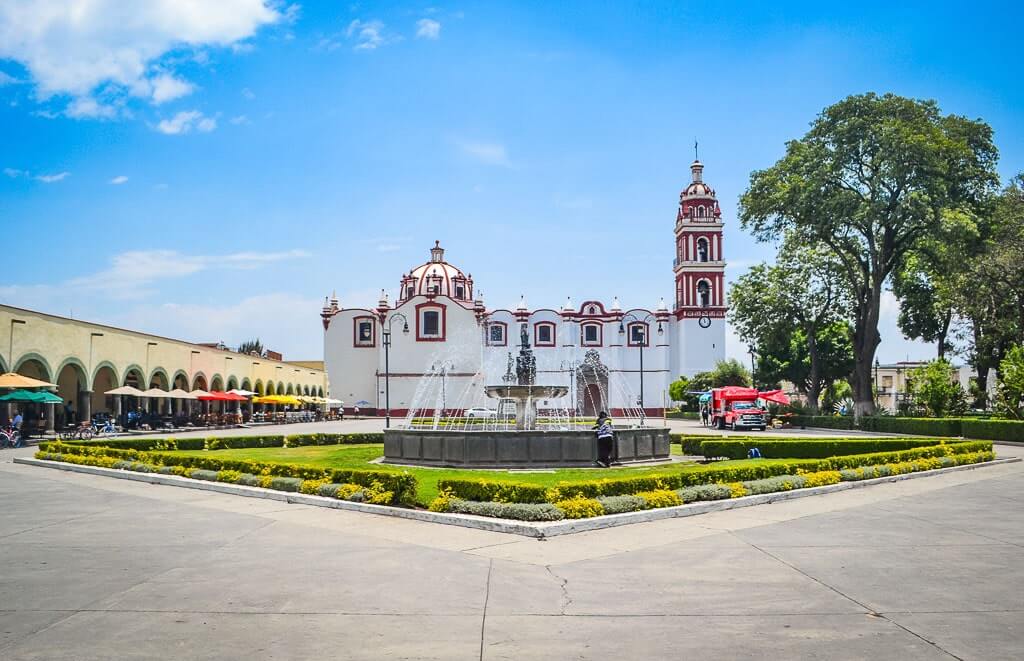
[465, 408, 498, 419]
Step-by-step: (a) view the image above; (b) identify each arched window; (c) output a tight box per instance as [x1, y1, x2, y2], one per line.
[581, 322, 602, 347]
[697, 205, 705, 218]
[697, 280, 711, 307]
[534, 322, 556, 347]
[696, 237, 709, 263]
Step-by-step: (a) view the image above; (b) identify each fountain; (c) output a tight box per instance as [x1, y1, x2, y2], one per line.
[484, 325, 568, 430]
[382, 322, 670, 468]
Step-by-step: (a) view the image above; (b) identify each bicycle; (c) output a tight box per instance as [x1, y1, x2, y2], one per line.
[58, 423, 94, 441]
[0, 426, 23, 449]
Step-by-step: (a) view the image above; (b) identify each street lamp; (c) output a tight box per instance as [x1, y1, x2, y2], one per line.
[749, 348, 757, 389]
[382, 313, 410, 428]
[618, 312, 663, 421]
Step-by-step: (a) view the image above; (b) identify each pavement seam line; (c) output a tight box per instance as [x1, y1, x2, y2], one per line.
[871, 504, 1024, 550]
[744, 538, 965, 661]
[544, 565, 573, 615]
[479, 559, 493, 661]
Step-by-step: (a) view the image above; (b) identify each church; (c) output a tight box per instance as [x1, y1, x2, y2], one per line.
[321, 159, 727, 417]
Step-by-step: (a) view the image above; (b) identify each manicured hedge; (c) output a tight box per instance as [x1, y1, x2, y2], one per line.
[284, 432, 384, 447]
[791, 415, 1024, 441]
[961, 419, 1024, 442]
[436, 478, 549, 504]
[206, 435, 285, 450]
[699, 438, 950, 460]
[37, 441, 416, 505]
[63, 437, 206, 451]
[665, 411, 700, 420]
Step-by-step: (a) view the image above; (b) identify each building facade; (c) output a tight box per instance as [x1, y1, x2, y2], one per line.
[1, 304, 326, 429]
[322, 161, 728, 417]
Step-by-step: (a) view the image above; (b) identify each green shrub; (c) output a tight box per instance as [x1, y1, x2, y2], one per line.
[699, 438, 946, 460]
[128, 462, 154, 473]
[446, 500, 565, 521]
[187, 469, 219, 481]
[676, 484, 732, 502]
[742, 475, 806, 494]
[790, 415, 856, 430]
[554, 495, 604, 519]
[961, 419, 1024, 442]
[436, 479, 549, 504]
[206, 435, 285, 450]
[665, 411, 700, 420]
[216, 470, 243, 483]
[671, 434, 707, 455]
[596, 495, 645, 514]
[268, 477, 304, 492]
[860, 417, 963, 437]
[285, 432, 384, 447]
[636, 489, 683, 509]
[236, 474, 262, 487]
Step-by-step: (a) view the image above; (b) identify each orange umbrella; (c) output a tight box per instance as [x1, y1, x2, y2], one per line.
[0, 372, 57, 389]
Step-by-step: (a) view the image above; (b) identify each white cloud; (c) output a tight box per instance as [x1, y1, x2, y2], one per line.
[35, 171, 70, 183]
[416, 18, 441, 40]
[241, 87, 256, 100]
[65, 248, 311, 298]
[4, 167, 26, 178]
[0, 1, 281, 117]
[229, 114, 251, 125]
[346, 19, 387, 50]
[156, 110, 216, 135]
[110, 175, 128, 185]
[457, 140, 511, 167]
[0, 70, 19, 86]
[65, 95, 120, 119]
[150, 73, 194, 104]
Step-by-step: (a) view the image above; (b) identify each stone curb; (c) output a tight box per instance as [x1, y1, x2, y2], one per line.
[14, 456, 1020, 538]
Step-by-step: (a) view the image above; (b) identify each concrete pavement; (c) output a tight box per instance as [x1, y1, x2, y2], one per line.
[0, 445, 1022, 659]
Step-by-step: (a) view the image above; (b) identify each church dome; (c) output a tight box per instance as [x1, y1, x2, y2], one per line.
[682, 160, 716, 198]
[398, 241, 474, 303]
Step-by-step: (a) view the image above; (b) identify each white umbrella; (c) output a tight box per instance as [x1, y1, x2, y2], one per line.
[228, 389, 256, 397]
[105, 385, 146, 397]
[166, 388, 197, 400]
[141, 388, 169, 398]
[189, 389, 210, 398]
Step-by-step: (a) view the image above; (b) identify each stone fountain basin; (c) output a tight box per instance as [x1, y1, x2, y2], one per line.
[383, 427, 671, 468]
[483, 384, 569, 399]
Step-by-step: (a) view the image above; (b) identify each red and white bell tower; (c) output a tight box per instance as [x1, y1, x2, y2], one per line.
[672, 157, 726, 374]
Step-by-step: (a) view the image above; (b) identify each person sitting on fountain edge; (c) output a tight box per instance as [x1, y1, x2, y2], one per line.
[593, 411, 615, 468]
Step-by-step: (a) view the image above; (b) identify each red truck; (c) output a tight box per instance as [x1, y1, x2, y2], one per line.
[710, 386, 768, 431]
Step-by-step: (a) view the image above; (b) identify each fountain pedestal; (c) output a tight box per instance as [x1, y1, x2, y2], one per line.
[483, 384, 568, 430]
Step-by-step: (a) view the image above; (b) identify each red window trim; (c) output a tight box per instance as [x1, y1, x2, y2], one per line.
[626, 321, 650, 347]
[534, 322, 556, 347]
[353, 316, 376, 348]
[581, 322, 603, 347]
[487, 321, 507, 346]
[415, 302, 447, 342]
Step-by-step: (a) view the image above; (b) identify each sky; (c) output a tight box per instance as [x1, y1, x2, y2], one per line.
[1, 1, 1022, 365]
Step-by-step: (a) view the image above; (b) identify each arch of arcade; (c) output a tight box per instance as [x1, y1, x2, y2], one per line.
[2, 304, 326, 431]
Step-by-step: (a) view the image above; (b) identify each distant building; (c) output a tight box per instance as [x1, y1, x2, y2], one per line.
[873, 361, 995, 412]
[322, 161, 728, 416]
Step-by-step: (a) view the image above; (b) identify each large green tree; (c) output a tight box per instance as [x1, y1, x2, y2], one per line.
[740, 93, 998, 419]
[729, 242, 853, 412]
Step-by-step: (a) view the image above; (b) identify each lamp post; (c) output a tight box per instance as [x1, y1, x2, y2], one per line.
[618, 312, 663, 421]
[382, 313, 409, 428]
[749, 348, 757, 390]
[432, 360, 453, 418]
[874, 357, 881, 409]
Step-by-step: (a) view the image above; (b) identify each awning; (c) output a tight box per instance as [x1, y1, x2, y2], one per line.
[0, 372, 58, 389]
[758, 389, 791, 406]
[105, 385, 146, 397]
[198, 391, 248, 402]
[0, 389, 63, 404]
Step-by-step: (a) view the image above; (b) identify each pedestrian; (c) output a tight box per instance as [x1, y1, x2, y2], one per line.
[353, 405, 360, 419]
[593, 411, 615, 468]
[63, 400, 73, 427]
[700, 404, 709, 427]
[13, 410, 23, 435]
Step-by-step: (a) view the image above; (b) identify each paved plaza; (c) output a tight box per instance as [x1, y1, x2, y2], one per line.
[1, 438, 1022, 660]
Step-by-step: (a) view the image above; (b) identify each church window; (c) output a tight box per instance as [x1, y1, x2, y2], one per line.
[455, 284, 465, 300]
[581, 323, 602, 347]
[696, 237, 709, 262]
[489, 323, 506, 345]
[407, 286, 415, 299]
[416, 303, 446, 341]
[628, 322, 649, 347]
[535, 322, 555, 347]
[354, 317, 375, 347]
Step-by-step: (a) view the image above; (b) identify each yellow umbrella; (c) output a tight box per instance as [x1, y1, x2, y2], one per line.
[255, 394, 302, 406]
[0, 372, 58, 389]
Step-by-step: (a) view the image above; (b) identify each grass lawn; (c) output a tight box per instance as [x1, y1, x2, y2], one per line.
[166, 443, 801, 505]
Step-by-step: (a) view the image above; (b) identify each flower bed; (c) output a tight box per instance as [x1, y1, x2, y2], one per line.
[428, 449, 994, 520]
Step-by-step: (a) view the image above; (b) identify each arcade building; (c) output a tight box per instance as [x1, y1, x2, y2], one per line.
[322, 159, 727, 417]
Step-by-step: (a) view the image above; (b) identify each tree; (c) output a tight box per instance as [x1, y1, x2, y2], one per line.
[906, 358, 965, 417]
[740, 93, 998, 419]
[237, 338, 264, 356]
[707, 359, 751, 387]
[729, 241, 853, 412]
[996, 345, 1024, 419]
[668, 376, 690, 404]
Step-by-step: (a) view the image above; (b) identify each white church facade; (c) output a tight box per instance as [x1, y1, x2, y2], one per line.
[322, 159, 727, 417]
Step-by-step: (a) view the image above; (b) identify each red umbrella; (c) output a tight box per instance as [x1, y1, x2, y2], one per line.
[197, 391, 247, 402]
[758, 389, 791, 406]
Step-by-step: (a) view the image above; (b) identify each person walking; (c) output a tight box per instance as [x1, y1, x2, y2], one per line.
[700, 404, 709, 427]
[593, 411, 615, 468]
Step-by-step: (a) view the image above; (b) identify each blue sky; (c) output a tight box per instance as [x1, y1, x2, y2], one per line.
[1, 1, 1022, 364]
